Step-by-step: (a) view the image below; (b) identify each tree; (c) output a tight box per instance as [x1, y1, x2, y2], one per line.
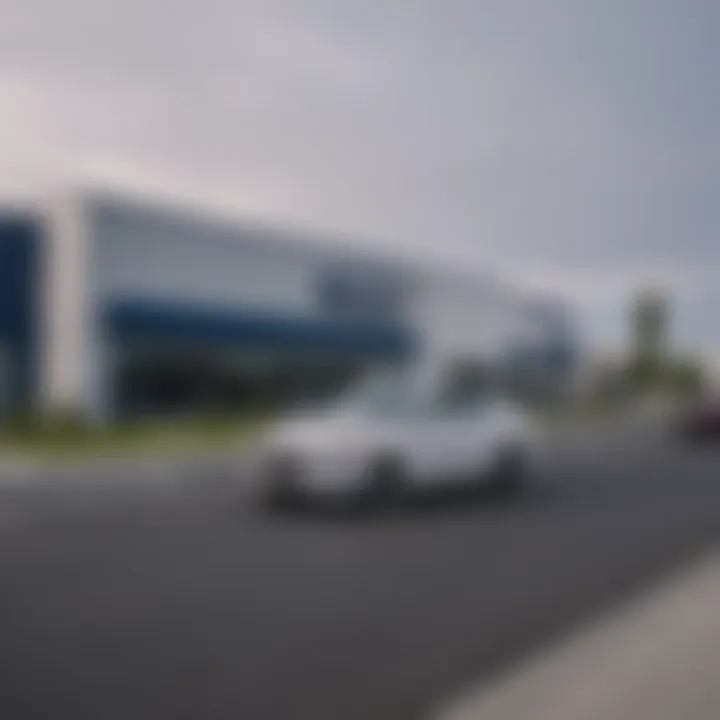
[627, 289, 669, 392]
[666, 358, 706, 400]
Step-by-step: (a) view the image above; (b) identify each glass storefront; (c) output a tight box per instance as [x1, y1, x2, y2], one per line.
[112, 343, 379, 420]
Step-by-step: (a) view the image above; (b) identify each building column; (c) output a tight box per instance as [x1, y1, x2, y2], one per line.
[40, 193, 108, 423]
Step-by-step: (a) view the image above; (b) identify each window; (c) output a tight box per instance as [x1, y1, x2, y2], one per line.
[434, 363, 497, 414]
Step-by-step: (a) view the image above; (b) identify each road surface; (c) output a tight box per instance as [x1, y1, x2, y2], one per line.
[0, 427, 719, 719]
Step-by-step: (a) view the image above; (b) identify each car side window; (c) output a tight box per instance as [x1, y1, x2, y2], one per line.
[434, 382, 490, 418]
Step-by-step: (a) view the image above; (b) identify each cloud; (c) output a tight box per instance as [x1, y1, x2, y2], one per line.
[0, 0, 717, 349]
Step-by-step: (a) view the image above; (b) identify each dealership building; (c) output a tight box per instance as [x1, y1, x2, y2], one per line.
[0, 189, 578, 422]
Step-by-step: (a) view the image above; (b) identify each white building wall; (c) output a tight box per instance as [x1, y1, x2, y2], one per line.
[86, 197, 534, 369]
[87, 196, 387, 319]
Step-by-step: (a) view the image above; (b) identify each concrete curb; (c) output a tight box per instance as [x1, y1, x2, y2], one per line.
[0, 451, 252, 492]
[0, 460, 45, 485]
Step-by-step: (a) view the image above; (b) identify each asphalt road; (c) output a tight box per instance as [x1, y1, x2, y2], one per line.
[1, 427, 720, 720]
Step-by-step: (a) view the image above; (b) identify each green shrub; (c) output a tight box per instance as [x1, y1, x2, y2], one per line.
[37, 406, 93, 440]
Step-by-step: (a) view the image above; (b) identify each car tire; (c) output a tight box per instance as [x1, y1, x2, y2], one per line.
[486, 445, 529, 497]
[262, 484, 302, 513]
[357, 455, 407, 511]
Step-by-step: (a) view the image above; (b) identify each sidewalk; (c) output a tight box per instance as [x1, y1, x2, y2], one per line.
[435, 548, 720, 720]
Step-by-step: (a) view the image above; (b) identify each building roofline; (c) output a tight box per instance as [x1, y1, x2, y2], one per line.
[68, 183, 508, 285]
[39, 181, 561, 310]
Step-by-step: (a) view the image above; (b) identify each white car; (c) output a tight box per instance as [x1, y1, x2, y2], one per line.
[255, 365, 542, 510]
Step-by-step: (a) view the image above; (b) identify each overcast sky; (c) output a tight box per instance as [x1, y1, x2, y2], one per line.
[0, 0, 717, 354]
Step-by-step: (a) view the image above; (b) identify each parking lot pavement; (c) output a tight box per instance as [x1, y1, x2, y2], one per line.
[437, 547, 720, 720]
[0, 428, 719, 720]
[0, 453, 258, 531]
[0, 458, 44, 485]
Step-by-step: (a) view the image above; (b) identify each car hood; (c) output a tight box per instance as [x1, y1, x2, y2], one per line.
[265, 412, 394, 454]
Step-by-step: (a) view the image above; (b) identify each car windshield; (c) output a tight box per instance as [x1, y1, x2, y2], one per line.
[328, 365, 498, 420]
[332, 367, 431, 419]
[433, 368, 498, 414]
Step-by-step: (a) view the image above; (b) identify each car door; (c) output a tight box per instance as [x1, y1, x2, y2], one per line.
[429, 394, 519, 484]
[405, 401, 480, 484]
[438, 400, 505, 480]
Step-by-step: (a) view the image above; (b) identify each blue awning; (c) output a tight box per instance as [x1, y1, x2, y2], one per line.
[103, 299, 418, 360]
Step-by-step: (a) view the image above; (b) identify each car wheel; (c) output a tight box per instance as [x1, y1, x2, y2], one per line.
[486, 445, 529, 497]
[262, 483, 302, 513]
[358, 455, 407, 511]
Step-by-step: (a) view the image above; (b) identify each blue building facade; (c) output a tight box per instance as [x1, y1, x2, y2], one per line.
[0, 214, 41, 415]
